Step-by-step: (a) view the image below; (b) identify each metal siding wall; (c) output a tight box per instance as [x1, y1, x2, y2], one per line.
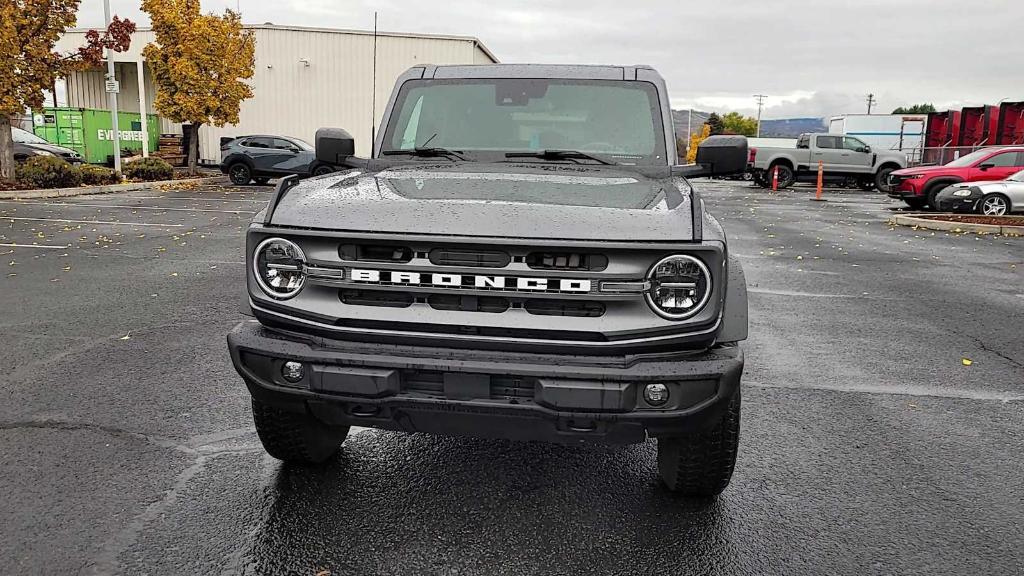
[200, 31, 488, 161]
[58, 28, 492, 162]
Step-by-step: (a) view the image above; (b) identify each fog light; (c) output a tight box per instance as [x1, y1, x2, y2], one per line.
[644, 383, 669, 406]
[281, 361, 304, 383]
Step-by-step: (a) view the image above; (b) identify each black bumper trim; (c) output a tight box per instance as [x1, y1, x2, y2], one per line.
[227, 321, 743, 443]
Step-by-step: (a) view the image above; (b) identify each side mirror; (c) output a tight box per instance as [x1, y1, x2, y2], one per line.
[694, 135, 749, 176]
[861, 146, 871, 153]
[315, 127, 356, 165]
[979, 163, 994, 171]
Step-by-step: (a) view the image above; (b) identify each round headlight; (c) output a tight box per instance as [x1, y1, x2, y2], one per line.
[645, 254, 712, 320]
[253, 237, 306, 299]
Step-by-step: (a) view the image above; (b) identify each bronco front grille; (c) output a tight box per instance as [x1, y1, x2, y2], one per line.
[251, 230, 725, 349]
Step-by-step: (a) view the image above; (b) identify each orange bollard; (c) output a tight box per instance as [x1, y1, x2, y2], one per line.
[812, 160, 827, 202]
[816, 161, 823, 199]
[771, 166, 779, 191]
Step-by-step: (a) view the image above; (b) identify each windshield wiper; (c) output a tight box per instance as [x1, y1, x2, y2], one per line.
[381, 147, 467, 161]
[505, 149, 617, 165]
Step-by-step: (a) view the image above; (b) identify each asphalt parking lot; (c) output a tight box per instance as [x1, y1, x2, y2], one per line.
[1, 179, 1022, 575]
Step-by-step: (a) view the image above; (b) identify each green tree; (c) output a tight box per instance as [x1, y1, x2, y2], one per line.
[706, 112, 724, 135]
[141, 0, 255, 174]
[720, 112, 758, 136]
[892, 103, 936, 114]
[0, 1, 134, 179]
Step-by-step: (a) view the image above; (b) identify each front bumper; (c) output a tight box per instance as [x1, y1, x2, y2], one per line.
[887, 177, 925, 199]
[227, 321, 743, 444]
[935, 189, 982, 213]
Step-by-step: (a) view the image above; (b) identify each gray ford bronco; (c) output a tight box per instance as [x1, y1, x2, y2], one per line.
[227, 64, 749, 497]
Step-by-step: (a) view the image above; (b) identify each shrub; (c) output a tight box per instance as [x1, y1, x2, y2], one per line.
[15, 156, 83, 189]
[79, 164, 121, 186]
[124, 157, 174, 181]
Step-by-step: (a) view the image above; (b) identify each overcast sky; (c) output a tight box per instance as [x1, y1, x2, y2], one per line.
[73, 0, 1022, 119]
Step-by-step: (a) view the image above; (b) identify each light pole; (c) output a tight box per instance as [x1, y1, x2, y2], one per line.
[866, 93, 876, 114]
[103, 0, 121, 174]
[753, 94, 767, 137]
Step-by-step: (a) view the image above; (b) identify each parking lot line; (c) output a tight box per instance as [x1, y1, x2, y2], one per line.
[0, 243, 71, 249]
[0, 201, 255, 214]
[125, 196, 269, 203]
[4, 217, 184, 227]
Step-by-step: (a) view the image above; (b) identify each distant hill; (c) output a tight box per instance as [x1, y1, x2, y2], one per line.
[671, 110, 825, 140]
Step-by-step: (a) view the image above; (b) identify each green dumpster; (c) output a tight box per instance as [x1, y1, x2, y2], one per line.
[31, 107, 161, 165]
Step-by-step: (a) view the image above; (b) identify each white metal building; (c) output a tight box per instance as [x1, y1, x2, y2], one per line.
[55, 24, 498, 162]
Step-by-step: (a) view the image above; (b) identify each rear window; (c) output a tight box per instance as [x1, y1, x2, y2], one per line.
[815, 136, 841, 149]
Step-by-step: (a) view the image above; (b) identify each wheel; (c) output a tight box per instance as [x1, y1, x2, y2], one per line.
[740, 171, 753, 181]
[311, 164, 334, 177]
[979, 193, 1010, 216]
[228, 163, 252, 185]
[657, 391, 740, 497]
[768, 164, 796, 189]
[875, 166, 897, 193]
[904, 197, 926, 210]
[254, 177, 270, 185]
[925, 182, 952, 210]
[251, 399, 349, 464]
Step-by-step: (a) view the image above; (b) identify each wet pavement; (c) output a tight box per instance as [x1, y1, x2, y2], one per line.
[0, 180, 1021, 575]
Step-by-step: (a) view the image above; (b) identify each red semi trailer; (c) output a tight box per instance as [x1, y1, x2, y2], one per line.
[924, 110, 961, 164]
[958, 105, 1000, 147]
[996, 101, 1024, 145]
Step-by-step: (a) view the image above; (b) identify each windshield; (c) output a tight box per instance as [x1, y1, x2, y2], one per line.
[381, 78, 666, 165]
[1009, 169, 1024, 182]
[13, 127, 49, 145]
[944, 148, 995, 167]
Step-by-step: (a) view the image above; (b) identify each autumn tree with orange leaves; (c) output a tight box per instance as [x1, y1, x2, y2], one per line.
[141, 0, 255, 174]
[0, 0, 135, 179]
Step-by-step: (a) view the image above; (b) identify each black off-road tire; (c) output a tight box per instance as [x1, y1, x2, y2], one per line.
[657, 391, 741, 498]
[252, 399, 349, 464]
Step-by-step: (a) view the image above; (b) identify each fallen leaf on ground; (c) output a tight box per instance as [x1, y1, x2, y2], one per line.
[961, 358, 973, 366]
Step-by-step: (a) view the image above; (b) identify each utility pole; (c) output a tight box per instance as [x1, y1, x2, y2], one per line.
[753, 94, 767, 137]
[866, 93, 876, 115]
[103, 0, 122, 173]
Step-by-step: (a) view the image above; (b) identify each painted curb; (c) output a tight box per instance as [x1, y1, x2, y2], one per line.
[0, 176, 229, 200]
[891, 214, 1024, 236]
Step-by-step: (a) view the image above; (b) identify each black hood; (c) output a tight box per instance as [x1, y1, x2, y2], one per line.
[269, 163, 695, 241]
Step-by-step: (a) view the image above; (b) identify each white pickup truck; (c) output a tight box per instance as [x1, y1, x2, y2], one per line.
[748, 133, 908, 192]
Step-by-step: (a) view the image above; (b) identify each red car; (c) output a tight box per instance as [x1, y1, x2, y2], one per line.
[888, 146, 1024, 209]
